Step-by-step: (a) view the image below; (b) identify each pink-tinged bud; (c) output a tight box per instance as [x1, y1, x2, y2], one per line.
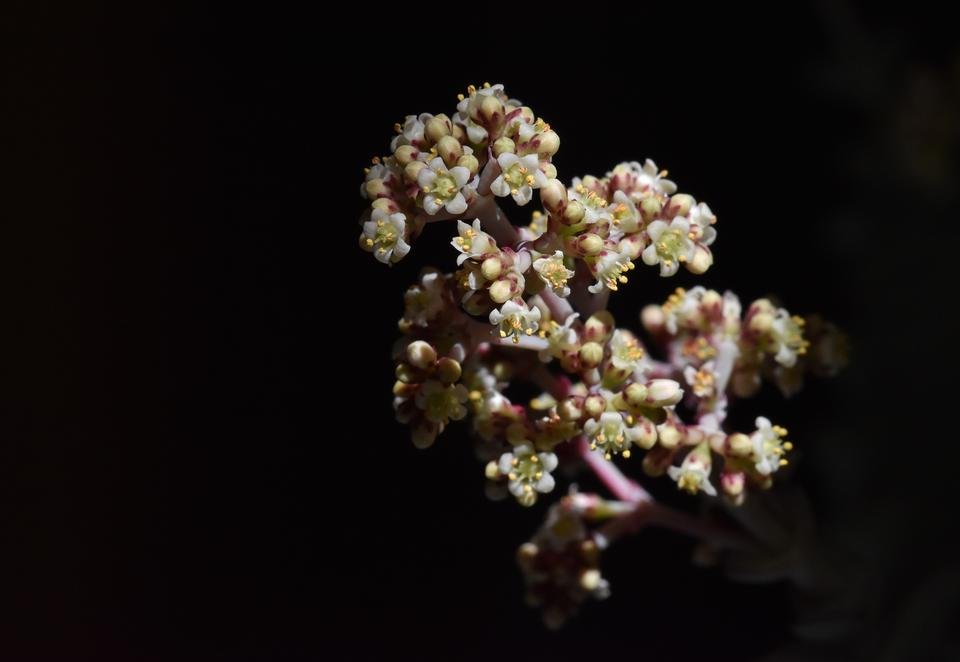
[451, 123, 466, 143]
[536, 130, 560, 156]
[579, 342, 604, 368]
[635, 418, 658, 449]
[584, 311, 615, 343]
[425, 115, 451, 144]
[435, 357, 461, 385]
[364, 178, 389, 199]
[700, 289, 722, 311]
[393, 144, 418, 166]
[493, 136, 515, 157]
[436, 135, 462, 166]
[558, 398, 582, 421]
[641, 304, 665, 334]
[563, 200, 585, 225]
[542, 162, 557, 179]
[666, 193, 695, 218]
[618, 233, 645, 260]
[458, 153, 480, 176]
[646, 379, 683, 406]
[686, 245, 713, 274]
[720, 471, 745, 497]
[749, 312, 774, 334]
[640, 196, 662, 222]
[370, 197, 400, 214]
[477, 95, 505, 132]
[540, 179, 568, 215]
[488, 279, 514, 304]
[576, 233, 603, 256]
[404, 160, 427, 182]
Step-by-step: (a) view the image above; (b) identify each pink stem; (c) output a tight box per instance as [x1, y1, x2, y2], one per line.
[574, 435, 651, 504]
[539, 289, 575, 324]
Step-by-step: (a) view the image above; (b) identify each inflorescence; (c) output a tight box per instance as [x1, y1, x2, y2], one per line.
[358, 83, 847, 627]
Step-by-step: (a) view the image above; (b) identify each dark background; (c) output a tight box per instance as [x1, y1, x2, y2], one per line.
[5, 3, 960, 660]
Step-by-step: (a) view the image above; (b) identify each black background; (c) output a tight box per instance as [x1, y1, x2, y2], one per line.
[5, 3, 960, 660]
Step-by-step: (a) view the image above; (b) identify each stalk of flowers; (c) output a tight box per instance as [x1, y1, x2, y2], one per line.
[355, 82, 845, 627]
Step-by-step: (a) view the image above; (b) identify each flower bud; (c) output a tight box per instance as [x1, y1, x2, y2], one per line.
[436, 135, 462, 166]
[451, 123, 466, 143]
[457, 153, 479, 175]
[623, 382, 648, 406]
[488, 279, 514, 304]
[540, 178, 568, 215]
[477, 94, 505, 128]
[579, 341, 604, 368]
[364, 178, 389, 199]
[749, 312, 773, 334]
[425, 115, 451, 144]
[576, 233, 603, 256]
[395, 362, 422, 384]
[686, 244, 713, 274]
[635, 419, 658, 449]
[481, 256, 503, 281]
[584, 311, 615, 343]
[406, 340, 437, 370]
[542, 163, 557, 179]
[485, 460, 501, 480]
[404, 160, 427, 182]
[562, 200, 585, 225]
[558, 398, 582, 421]
[640, 196, 662, 222]
[720, 470, 745, 497]
[536, 130, 560, 156]
[435, 357, 462, 384]
[656, 421, 683, 449]
[580, 569, 602, 591]
[618, 233, 645, 259]
[646, 379, 683, 406]
[393, 144, 418, 166]
[666, 193, 694, 218]
[411, 421, 439, 449]
[727, 432, 752, 457]
[583, 394, 605, 418]
[640, 304, 665, 333]
[493, 136, 515, 157]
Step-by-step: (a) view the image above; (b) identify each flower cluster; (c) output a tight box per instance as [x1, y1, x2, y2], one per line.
[358, 83, 844, 626]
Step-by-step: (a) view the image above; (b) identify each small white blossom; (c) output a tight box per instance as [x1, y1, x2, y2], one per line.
[688, 202, 717, 246]
[489, 300, 542, 344]
[498, 442, 558, 506]
[451, 219, 497, 265]
[608, 190, 643, 234]
[632, 158, 677, 197]
[454, 83, 506, 144]
[402, 270, 446, 327]
[684, 361, 717, 398]
[569, 181, 612, 225]
[360, 209, 410, 264]
[390, 112, 432, 151]
[415, 380, 468, 425]
[608, 329, 645, 375]
[491, 153, 548, 206]
[750, 416, 792, 475]
[588, 250, 634, 294]
[532, 250, 574, 297]
[417, 157, 473, 215]
[583, 411, 644, 460]
[667, 446, 717, 496]
[770, 309, 809, 368]
[641, 217, 695, 277]
[538, 313, 579, 362]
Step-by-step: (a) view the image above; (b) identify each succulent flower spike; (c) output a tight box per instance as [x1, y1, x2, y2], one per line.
[357, 83, 844, 627]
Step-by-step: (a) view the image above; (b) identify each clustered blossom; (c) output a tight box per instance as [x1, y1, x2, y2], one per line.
[357, 83, 845, 627]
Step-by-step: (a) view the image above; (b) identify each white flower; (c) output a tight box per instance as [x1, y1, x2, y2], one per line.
[608, 329, 645, 375]
[498, 442, 558, 506]
[667, 446, 717, 496]
[684, 361, 717, 398]
[402, 269, 446, 327]
[569, 181, 612, 225]
[661, 286, 705, 334]
[415, 380, 469, 425]
[587, 250, 634, 294]
[390, 112, 432, 151]
[632, 158, 677, 197]
[451, 219, 497, 265]
[532, 250, 574, 297]
[454, 83, 506, 144]
[583, 412, 644, 460]
[750, 417, 792, 475]
[641, 217, 695, 277]
[360, 209, 410, 264]
[490, 153, 548, 206]
[417, 157, 473, 215]
[538, 313, 579, 362]
[645, 379, 684, 406]
[608, 191, 643, 234]
[489, 299, 541, 344]
[769, 309, 809, 368]
[688, 202, 717, 246]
